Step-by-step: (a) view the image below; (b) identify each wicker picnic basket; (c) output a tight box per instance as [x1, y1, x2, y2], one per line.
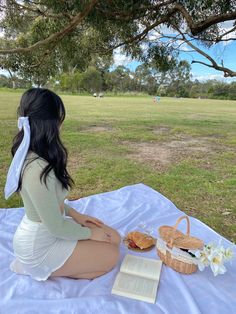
[156, 215, 204, 274]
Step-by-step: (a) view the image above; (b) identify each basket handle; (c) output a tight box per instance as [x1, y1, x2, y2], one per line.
[167, 216, 190, 248]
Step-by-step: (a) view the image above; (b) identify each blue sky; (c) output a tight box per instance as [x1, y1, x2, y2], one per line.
[179, 40, 236, 82]
[113, 40, 236, 82]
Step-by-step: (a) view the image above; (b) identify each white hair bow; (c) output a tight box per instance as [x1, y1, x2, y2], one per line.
[4, 116, 31, 199]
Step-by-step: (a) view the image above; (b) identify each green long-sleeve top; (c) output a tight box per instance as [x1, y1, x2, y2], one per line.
[20, 151, 92, 241]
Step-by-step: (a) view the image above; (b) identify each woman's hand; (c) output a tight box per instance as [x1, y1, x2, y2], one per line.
[76, 213, 111, 242]
[76, 213, 104, 228]
[90, 228, 111, 243]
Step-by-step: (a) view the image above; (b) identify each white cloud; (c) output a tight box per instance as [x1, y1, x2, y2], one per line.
[113, 47, 133, 67]
[0, 69, 10, 77]
[191, 72, 236, 82]
[0, 26, 5, 37]
[147, 29, 163, 41]
[192, 73, 223, 81]
[157, 24, 178, 36]
[218, 21, 235, 46]
[179, 42, 192, 51]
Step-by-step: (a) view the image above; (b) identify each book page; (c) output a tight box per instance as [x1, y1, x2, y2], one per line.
[120, 254, 162, 280]
[111, 272, 158, 304]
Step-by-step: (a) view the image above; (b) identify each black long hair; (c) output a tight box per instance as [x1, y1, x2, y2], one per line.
[11, 88, 74, 191]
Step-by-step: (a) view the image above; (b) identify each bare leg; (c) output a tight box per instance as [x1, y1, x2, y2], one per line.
[50, 238, 120, 280]
[67, 270, 108, 279]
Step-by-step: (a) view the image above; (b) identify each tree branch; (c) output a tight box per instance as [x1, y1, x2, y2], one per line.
[107, 8, 178, 51]
[0, 0, 98, 55]
[96, 0, 175, 21]
[173, 3, 236, 35]
[215, 25, 236, 42]
[186, 25, 236, 44]
[176, 28, 236, 77]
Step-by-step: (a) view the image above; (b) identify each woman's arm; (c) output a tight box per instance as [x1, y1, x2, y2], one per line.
[63, 203, 83, 223]
[63, 202, 104, 227]
[24, 162, 92, 240]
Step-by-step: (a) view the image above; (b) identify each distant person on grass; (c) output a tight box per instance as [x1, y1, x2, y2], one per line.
[5, 88, 121, 281]
[153, 96, 161, 103]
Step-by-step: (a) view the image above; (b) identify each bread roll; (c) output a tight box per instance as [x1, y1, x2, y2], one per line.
[127, 231, 155, 249]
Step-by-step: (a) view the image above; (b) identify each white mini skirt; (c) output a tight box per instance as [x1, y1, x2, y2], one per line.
[10, 214, 78, 281]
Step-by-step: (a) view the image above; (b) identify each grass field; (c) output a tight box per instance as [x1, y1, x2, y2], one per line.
[0, 91, 235, 242]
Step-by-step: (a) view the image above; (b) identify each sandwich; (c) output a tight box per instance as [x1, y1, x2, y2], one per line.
[126, 231, 156, 250]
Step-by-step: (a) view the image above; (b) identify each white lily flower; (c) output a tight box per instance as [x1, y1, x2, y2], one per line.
[209, 250, 227, 276]
[223, 247, 234, 261]
[194, 248, 210, 271]
[215, 238, 227, 255]
[188, 240, 234, 276]
[210, 260, 227, 276]
[197, 260, 207, 271]
[208, 248, 222, 262]
[206, 242, 216, 250]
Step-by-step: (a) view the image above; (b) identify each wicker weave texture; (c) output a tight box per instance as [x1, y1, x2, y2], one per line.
[157, 249, 197, 274]
[159, 216, 204, 250]
[157, 215, 203, 274]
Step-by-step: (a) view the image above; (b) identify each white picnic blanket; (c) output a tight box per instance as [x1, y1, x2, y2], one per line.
[0, 183, 235, 314]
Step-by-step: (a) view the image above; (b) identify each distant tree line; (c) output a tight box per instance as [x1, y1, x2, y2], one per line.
[1, 63, 236, 100]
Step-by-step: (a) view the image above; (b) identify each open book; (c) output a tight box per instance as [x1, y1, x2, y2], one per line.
[111, 254, 162, 304]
